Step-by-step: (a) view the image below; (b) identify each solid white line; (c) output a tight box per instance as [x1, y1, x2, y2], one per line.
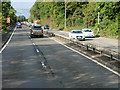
[36, 49, 39, 53]
[0, 27, 16, 53]
[52, 38, 120, 77]
[41, 62, 45, 66]
[41, 62, 46, 68]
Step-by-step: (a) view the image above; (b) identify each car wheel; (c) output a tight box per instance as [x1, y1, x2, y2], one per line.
[83, 38, 85, 41]
[30, 35, 33, 38]
[41, 35, 43, 38]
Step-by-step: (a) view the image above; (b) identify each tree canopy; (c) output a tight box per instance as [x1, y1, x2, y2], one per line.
[29, 2, 119, 39]
[2, 1, 16, 30]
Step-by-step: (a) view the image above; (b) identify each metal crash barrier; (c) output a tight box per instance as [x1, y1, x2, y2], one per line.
[45, 31, 119, 61]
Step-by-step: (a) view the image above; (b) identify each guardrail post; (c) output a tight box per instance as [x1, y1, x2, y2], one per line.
[100, 51, 103, 56]
[93, 48, 95, 53]
[87, 45, 88, 50]
[69, 39, 71, 43]
[76, 42, 78, 46]
[70, 39, 73, 43]
[64, 37, 66, 40]
[110, 54, 113, 60]
[65, 38, 67, 40]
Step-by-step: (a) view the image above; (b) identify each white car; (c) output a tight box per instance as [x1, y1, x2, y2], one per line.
[69, 30, 85, 41]
[81, 29, 95, 37]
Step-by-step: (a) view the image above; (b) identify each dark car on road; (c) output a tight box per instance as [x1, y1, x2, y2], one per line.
[30, 26, 43, 38]
[16, 22, 22, 28]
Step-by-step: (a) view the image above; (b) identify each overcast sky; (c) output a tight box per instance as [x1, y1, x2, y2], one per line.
[11, 0, 36, 19]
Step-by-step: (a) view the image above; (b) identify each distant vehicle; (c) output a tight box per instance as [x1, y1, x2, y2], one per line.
[27, 22, 33, 27]
[44, 25, 49, 31]
[81, 29, 95, 37]
[69, 30, 85, 41]
[16, 22, 22, 28]
[30, 26, 43, 38]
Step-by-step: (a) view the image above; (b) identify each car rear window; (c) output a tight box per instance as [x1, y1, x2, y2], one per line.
[84, 30, 92, 32]
[32, 26, 42, 30]
[72, 31, 82, 33]
[17, 23, 21, 25]
[34, 26, 41, 28]
[44, 25, 49, 27]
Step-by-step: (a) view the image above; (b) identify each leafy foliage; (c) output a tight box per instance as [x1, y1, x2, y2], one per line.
[2, 1, 17, 30]
[29, 2, 119, 39]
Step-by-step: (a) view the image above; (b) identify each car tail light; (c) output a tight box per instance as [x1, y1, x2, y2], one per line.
[42, 30, 43, 33]
[31, 30, 33, 33]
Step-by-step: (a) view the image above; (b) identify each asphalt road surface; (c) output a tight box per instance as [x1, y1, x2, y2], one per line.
[2, 26, 119, 88]
[50, 29, 118, 53]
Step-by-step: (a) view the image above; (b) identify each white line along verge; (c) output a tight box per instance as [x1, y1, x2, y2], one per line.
[0, 27, 16, 53]
[52, 38, 120, 77]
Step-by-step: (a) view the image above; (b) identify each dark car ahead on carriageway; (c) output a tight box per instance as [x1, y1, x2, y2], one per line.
[30, 26, 44, 38]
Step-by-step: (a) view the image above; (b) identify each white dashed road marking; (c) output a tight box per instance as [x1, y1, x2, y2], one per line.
[41, 62, 47, 68]
[36, 49, 39, 53]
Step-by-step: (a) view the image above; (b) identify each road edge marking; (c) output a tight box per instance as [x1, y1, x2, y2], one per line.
[36, 49, 40, 53]
[0, 27, 16, 53]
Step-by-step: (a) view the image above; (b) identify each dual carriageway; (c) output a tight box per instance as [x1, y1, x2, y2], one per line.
[1, 25, 119, 88]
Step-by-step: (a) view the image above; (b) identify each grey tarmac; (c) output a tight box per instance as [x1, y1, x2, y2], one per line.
[2, 26, 119, 88]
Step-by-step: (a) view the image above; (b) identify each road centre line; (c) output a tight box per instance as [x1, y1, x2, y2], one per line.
[36, 49, 40, 53]
[41, 61, 47, 68]
[52, 38, 120, 77]
[0, 27, 16, 53]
